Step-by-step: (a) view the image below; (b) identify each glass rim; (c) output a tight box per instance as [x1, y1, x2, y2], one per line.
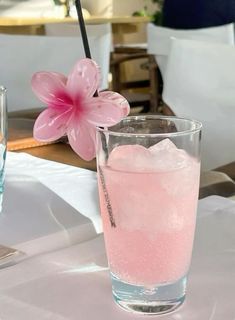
[96, 115, 202, 138]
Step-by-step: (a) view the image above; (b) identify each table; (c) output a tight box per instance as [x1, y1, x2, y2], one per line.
[0, 152, 234, 319]
[8, 117, 97, 171]
[0, 15, 150, 44]
[7, 116, 235, 198]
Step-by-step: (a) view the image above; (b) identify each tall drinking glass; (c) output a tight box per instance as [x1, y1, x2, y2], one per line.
[0, 87, 7, 212]
[96, 115, 202, 315]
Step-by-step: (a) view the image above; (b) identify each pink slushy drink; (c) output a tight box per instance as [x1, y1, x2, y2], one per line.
[98, 139, 200, 287]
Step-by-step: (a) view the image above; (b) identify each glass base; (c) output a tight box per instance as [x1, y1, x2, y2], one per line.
[111, 273, 186, 315]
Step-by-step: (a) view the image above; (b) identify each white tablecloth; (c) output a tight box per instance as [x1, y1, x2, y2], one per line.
[0, 152, 101, 257]
[0, 152, 234, 319]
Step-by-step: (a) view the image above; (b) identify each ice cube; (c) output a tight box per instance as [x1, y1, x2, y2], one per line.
[107, 139, 198, 173]
[149, 138, 177, 154]
[108, 144, 152, 172]
[148, 139, 200, 195]
[149, 138, 192, 171]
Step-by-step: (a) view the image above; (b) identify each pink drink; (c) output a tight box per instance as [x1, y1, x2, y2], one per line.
[98, 139, 200, 287]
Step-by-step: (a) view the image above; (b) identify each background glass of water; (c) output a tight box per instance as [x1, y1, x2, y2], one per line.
[0, 87, 7, 212]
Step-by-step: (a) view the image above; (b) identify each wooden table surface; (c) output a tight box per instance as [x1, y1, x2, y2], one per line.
[0, 15, 150, 43]
[8, 116, 235, 178]
[0, 16, 150, 26]
[8, 116, 235, 202]
[21, 142, 97, 171]
[8, 117, 97, 171]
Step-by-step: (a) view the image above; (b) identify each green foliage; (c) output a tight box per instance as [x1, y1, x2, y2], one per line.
[151, 0, 164, 25]
[152, 10, 163, 25]
[53, 0, 61, 5]
[132, 0, 164, 25]
[133, 5, 149, 17]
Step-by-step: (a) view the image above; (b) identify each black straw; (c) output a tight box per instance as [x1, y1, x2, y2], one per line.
[74, 0, 115, 227]
[74, 0, 92, 58]
[74, 0, 98, 97]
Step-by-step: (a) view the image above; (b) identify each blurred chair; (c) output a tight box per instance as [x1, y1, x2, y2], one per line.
[110, 51, 159, 113]
[147, 23, 235, 81]
[0, 24, 112, 112]
[162, 38, 235, 170]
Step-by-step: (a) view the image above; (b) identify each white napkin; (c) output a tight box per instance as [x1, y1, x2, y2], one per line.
[0, 152, 101, 257]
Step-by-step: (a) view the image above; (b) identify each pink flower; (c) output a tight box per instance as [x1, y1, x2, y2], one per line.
[31, 58, 130, 161]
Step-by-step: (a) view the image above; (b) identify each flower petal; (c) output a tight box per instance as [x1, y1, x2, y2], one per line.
[31, 72, 72, 107]
[67, 59, 100, 100]
[67, 119, 96, 161]
[33, 107, 72, 141]
[84, 97, 124, 127]
[99, 91, 130, 117]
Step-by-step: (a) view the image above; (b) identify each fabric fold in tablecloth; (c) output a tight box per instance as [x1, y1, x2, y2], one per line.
[0, 152, 101, 258]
